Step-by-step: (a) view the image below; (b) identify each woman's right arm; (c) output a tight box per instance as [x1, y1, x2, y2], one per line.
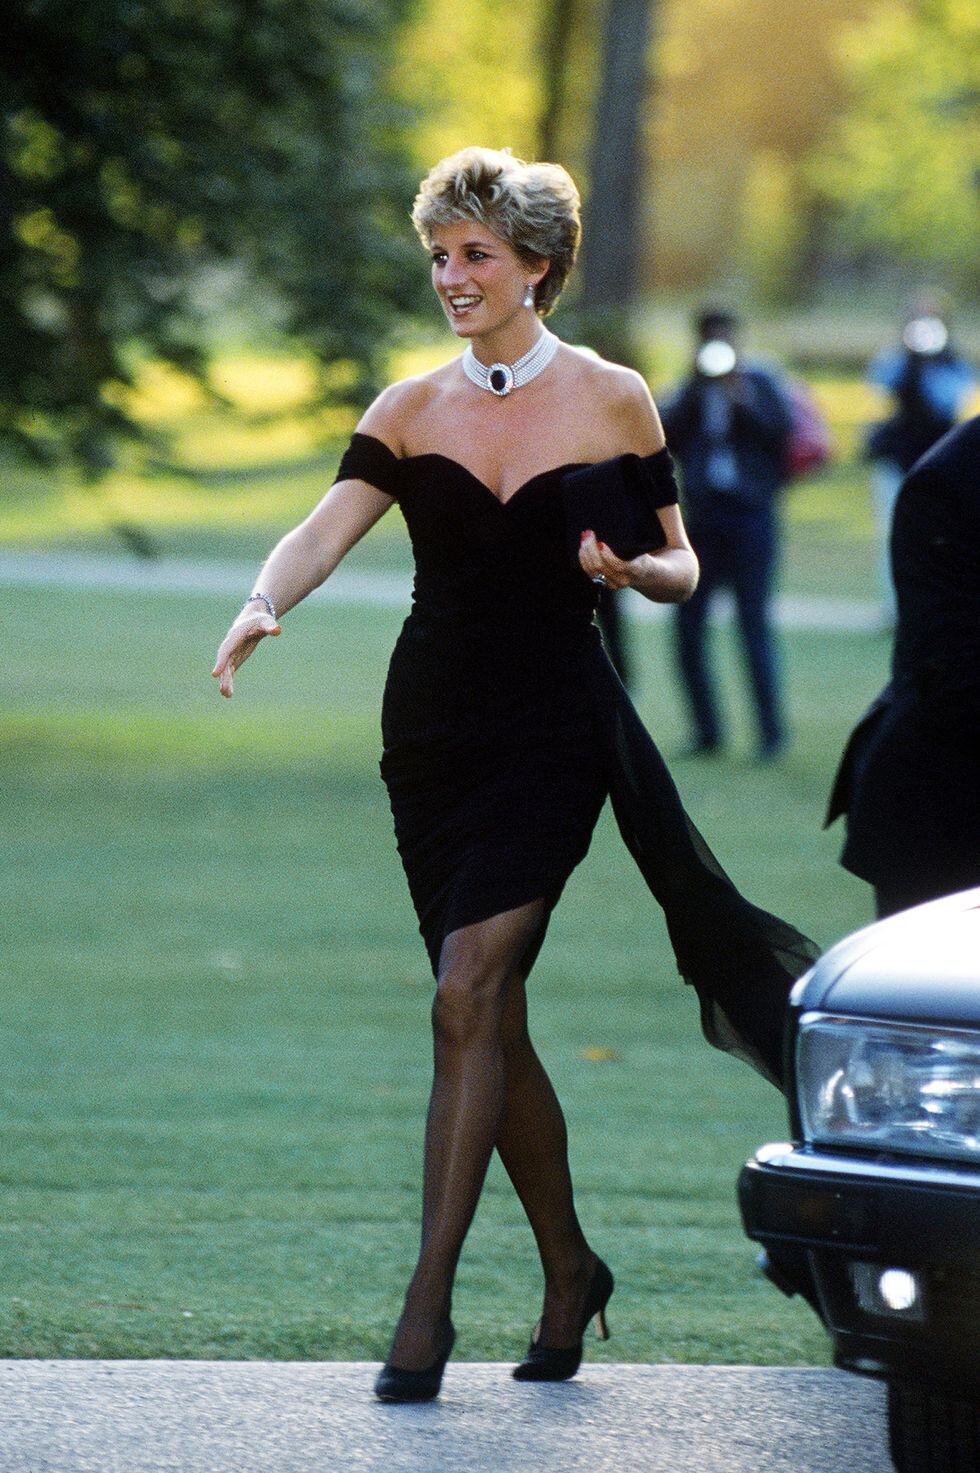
[212, 380, 424, 697]
[211, 473, 394, 698]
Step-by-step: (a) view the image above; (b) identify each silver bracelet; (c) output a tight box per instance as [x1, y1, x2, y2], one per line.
[244, 592, 277, 621]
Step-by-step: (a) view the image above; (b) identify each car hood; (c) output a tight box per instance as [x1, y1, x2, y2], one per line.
[792, 887, 980, 1029]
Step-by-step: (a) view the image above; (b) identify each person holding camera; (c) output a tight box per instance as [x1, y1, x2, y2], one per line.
[865, 296, 975, 624]
[660, 308, 794, 762]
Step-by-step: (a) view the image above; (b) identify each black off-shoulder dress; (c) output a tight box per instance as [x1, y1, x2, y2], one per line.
[335, 432, 818, 1089]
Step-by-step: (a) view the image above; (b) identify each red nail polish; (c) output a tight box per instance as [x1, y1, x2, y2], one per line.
[581, 529, 592, 541]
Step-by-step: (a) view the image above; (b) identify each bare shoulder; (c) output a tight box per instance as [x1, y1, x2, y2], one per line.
[560, 346, 664, 455]
[356, 361, 458, 457]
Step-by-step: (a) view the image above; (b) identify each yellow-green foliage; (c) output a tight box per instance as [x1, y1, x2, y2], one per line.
[738, 151, 807, 305]
[810, 0, 980, 286]
[390, 1, 541, 166]
[394, 0, 938, 293]
[652, 0, 872, 289]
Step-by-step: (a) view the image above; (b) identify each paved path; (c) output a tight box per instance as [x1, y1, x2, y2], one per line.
[1, 1361, 893, 1473]
[0, 549, 882, 631]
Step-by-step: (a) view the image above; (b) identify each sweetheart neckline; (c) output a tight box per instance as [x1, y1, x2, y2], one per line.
[352, 432, 586, 508]
[409, 451, 585, 507]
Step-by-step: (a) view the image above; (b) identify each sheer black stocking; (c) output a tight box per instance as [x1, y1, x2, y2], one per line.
[495, 957, 596, 1347]
[386, 900, 595, 1369]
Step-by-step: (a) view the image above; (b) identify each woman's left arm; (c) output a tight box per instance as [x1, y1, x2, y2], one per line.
[578, 369, 699, 604]
[579, 512, 698, 603]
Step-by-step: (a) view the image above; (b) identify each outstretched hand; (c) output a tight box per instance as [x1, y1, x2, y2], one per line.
[211, 613, 281, 698]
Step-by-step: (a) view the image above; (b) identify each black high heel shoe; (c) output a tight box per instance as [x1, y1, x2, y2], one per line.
[512, 1257, 614, 1382]
[374, 1324, 455, 1403]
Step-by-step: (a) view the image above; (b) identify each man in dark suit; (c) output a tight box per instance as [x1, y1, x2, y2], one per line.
[660, 308, 794, 762]
[827, 415, 980, 917]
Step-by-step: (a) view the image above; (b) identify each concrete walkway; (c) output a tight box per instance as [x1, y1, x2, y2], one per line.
[1, 1360, 894, 1473]
[0, 549, 883, 631]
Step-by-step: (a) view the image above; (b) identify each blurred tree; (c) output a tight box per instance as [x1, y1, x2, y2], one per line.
[809, 0, 979, 291]
[0, 0, 420, 478]
[650, 0, 876, 294]
[576, 0, 659, 367]
[537, 0, 578, 162]
[738, 150, 806, 306]
[390, 2, 540, 167]
[391, 0, 962, 305]
[392, 0, 606, 188]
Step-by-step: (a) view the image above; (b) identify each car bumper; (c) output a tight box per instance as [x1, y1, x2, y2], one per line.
[739, 1144, 980, 1396]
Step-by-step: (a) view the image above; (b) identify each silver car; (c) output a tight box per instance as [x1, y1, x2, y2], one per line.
[740, 887, 980, 1473]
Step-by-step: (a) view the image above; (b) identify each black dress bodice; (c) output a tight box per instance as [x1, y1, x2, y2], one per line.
[376, 445, 606, 757]
[397, 452, 596, 623]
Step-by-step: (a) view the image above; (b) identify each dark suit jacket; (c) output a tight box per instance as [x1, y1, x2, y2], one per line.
[827, 416, 980, 900]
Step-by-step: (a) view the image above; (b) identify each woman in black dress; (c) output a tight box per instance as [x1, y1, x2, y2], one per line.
[213, 147, 816, 1403]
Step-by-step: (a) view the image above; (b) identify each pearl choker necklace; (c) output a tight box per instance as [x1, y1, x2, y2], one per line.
[462, 328, 560, 397]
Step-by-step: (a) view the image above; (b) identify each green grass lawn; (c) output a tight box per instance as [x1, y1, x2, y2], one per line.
[0, 566, 885, 1364]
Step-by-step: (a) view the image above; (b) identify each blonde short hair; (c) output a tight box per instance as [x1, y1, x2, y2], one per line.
[411, 147, 581, 318]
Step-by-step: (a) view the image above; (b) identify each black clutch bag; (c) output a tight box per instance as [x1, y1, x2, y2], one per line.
[561, 449, 678, 571]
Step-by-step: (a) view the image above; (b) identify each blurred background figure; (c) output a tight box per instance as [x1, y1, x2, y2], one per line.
[827, 415, 980, 919]
[660, 308, 794, 762]
[865, 293, 975, 625]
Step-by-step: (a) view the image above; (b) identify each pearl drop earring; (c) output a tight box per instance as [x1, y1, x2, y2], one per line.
[523, 283, 535, 309]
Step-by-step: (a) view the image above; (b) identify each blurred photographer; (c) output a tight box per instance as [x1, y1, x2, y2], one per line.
[866, 295, 975, 623]
[660, 308, 794, 762]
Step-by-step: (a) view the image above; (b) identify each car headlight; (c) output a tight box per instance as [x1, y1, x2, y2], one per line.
[797, 1012, 980, 1164]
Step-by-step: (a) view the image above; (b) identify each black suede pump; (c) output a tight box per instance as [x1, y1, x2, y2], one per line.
[512, 1258, 614, 1382]
[374, 1324, 456, 1403]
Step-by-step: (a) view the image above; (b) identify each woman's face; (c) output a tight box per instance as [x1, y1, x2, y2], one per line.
[428, 217, 542, 340]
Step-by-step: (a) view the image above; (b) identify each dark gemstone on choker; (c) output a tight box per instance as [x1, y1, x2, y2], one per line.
[461, 331, 558, 396]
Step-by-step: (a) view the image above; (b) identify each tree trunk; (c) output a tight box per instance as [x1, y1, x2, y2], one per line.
[536, 0, 578, 161]
[578, 0, 657, 365]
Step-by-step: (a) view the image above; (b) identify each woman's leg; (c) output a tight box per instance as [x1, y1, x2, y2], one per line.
[731, 516, 785, 759]
[674, 540, 723, 752]
[495, 972, 599, 1347]
[385, 899, 552, 1369]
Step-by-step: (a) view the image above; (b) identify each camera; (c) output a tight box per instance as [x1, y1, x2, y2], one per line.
[695, 340, 738, 378]
[902, 316, 948, 356]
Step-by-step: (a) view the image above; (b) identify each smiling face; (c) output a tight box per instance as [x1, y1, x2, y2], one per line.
[429, 217, 546, 344]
